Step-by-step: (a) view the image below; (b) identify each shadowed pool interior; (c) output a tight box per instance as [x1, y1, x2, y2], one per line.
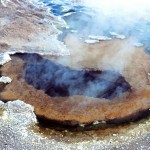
[16, 53, 131, 99]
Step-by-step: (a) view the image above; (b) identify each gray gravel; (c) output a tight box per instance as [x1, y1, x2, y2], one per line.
[0, 100, 150, 150]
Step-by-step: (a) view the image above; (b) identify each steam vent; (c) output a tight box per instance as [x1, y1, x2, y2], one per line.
[1, 36, 150, 129]
[1, 0, 150, 133]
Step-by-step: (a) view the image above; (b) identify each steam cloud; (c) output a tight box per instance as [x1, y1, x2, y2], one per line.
[42, 0, 150, 42]
[17, 53, 131, 100]
[50, 0, 150, 50]
[17, 0, 150, 100]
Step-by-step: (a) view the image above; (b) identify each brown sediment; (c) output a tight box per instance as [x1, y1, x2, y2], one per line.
[1, 37, 150, 128]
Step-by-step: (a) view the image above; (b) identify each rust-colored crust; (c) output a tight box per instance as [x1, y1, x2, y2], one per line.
[1, 39, 150, 126]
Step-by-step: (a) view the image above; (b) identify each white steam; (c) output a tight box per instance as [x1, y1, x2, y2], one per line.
[84, 0, 150, 17]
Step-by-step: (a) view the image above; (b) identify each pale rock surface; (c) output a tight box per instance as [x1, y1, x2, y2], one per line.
[0, 76, 12, 83]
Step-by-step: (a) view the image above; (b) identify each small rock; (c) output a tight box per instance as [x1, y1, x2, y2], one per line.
[0, 76, 12, 84]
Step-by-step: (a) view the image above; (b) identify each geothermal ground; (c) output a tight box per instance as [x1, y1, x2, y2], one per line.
[1, 0, 150, 149]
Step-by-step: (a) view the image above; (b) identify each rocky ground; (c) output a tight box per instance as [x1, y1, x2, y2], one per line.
[1, 0, 150, 149]
[0, 0, 69, 55]
[0, 100, 150, 150]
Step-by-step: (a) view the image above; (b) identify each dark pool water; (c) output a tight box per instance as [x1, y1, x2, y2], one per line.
[16, 53, 131, 99]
